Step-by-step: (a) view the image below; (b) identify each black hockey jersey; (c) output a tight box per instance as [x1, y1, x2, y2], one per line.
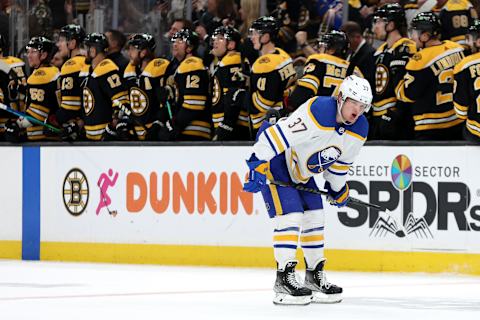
[453, 52, 480, 141]
[173, 56, 212, 140]
[211, 51, 247, 129]
[80, 59, 130, 140]
[373, 38, 416, 117]
[124, 58, 170, 140]
[57, 55, 87, 123]
[249, 47, 296, 130]
[436, 0, 477, 47]
[0, 56, 26, 133]
[290, 53, 363, 109]
[396, 41, 465, 139]
[25, 65, 60, 140]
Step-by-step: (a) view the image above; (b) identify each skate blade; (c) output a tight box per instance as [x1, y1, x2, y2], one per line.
[311, 292, 342, 304]
[273, 293, 312, 306]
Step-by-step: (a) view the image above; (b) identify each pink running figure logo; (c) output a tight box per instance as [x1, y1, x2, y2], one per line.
[96, 169, 119, 216]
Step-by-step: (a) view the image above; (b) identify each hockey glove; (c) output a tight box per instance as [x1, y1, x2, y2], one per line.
[61, 121, 79, 141]
[4, 119, 24, 143]
[115, 115, 134, 141]
[158, 120, 175, 141]
[243, 153, 268, 193]
[324, 181, 349, 207]
[102, 122, 118, 141]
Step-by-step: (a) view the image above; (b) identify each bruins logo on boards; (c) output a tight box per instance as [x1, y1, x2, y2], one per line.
[63, 168, 89, 216]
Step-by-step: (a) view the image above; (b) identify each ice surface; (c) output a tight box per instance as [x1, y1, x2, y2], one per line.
[1, 260, 479, 320]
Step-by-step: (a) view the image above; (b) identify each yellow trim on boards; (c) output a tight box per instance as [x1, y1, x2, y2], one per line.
[0, 240, 22, 259]
[39, 242, 480, 275]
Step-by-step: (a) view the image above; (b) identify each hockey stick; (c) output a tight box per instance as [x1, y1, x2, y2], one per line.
[271, 180, 385, 210]
[0, 102, 61, 134]
[271, 180, 406, 237]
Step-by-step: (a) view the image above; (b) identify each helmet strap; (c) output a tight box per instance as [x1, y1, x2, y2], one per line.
[336, 94, 352, 125]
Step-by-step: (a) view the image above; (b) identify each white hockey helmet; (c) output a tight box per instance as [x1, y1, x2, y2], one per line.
[337, 75, 372, 124]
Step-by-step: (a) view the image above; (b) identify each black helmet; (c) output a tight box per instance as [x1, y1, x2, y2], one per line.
[59, 24, 86, 42]
[250, 16, 279, 38]
[127, 33, 156, 52]
[411, 12, 441, 37]
[83, 33, 109, 51]
[26, 36, 56, 58]
[318, 30, 349, 59]
[212, 26, 241, 45]
[171, 29, 199, 52]
[373, 4, 407, 30]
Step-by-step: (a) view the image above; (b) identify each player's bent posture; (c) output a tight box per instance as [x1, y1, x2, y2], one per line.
[243, 75, 372, 305]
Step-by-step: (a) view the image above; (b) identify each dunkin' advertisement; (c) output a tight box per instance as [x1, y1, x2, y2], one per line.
[41, 145, 480, 253]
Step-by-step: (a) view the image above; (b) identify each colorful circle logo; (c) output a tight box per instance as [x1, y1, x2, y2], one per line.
[391, 155, 412, 190]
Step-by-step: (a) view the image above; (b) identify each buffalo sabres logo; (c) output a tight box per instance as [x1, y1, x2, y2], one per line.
[307, 146, 342, 174]
[63, 168, 89, 216]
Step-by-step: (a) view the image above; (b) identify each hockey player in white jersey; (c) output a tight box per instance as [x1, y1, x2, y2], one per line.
[243, 75, 372, 305]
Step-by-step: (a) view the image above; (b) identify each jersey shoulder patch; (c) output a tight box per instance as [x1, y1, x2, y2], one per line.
[143, 58, 170, 78]
[178, 56, 205, 74]
[0, 56, 25, 66]
[392, 38, 417, 54]
[307, 53, 348, 68]
[220, 52, 241, 67]
[444, 0, 471, 11]
[92, 59, 119, 77]
[252, 52, 291, 74]
[124, 63, 137, 78]
[406, 41, 463, 71]
[0, 56, 24, 73]
[27, 66, 60, 85]
[308, 96, 337, 129]
[61, 56, 86, 75]
[454, 52, 480, 74]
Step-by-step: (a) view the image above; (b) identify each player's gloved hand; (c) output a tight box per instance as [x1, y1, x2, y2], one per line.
[4, 119, 23, 143]
[145, 120, 162, 141]
[113, 101, 133, 117]
[324, 181, 349, 207]
[115, 115, 134, 141]
[102, 122, 118, 141]
[158, 120, 175, 141]
[212, 122, 233, 141]
[243, 153, 268, 193]
[61, 121, 79, 141]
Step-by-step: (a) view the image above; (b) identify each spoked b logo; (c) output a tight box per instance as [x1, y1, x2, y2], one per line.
[63, 168, 89, 216]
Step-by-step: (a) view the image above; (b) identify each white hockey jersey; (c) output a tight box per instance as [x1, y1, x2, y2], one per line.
[253, 96, 369, 191]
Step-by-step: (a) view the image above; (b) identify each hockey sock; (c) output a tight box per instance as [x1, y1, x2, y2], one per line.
[273, 212, 303, 269]
[301, 209, 325, 270]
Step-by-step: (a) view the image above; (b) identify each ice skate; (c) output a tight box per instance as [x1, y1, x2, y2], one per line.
[273, 261, 312, 305]
[305, 260, 343, 303]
